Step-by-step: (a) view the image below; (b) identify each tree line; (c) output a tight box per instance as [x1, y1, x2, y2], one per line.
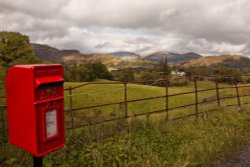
[64, 62, 112, 82]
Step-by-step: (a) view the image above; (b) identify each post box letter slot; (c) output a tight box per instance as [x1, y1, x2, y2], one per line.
[35, 76, 64, 88]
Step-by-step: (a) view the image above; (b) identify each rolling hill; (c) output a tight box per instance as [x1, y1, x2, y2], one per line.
[181, 54, 250, 68]
[31, 43, 81, 62]
[108, 51, 140, 60]
[32, 43, 250, 70]
[32, 43, 154, 69]
[145, 51, 201, 63]
[62, 54, 122, 65]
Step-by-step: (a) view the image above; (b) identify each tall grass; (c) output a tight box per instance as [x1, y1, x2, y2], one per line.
[39, 106, 250, 167]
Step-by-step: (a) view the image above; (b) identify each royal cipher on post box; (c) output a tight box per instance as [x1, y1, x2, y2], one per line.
[6, 64, 65, 157]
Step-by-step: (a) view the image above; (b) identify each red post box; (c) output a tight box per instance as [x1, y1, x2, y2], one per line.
[6, 64, 65, 157]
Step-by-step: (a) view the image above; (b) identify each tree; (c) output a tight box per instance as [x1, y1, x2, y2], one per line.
[117, 69, 135, 82]
[155, 58, 171, 77]
[87, 62, 112, 80]
[184, 66, 210, 80]
[63, 62, 112, 82]
[77, 63, 97, 81]
[0, 31, 39, 70]
[139, 71, 158, 81]
[213, 66, 242, 84]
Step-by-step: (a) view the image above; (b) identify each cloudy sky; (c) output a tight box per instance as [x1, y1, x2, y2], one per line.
[0, 0, 250, 56]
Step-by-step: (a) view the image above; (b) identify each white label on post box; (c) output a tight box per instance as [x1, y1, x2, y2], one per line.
[46, 109, 57, 138]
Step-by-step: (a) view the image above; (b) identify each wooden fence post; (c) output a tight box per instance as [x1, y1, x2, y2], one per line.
[165, 78, 169, 121]
[215, 76, 221, 107]
[124, 81, 128, 118]
[69, 87, 75, 130]
[194, 77, 198, 118]
[234, 78, 241, 107]
[124, 81, 130, 133]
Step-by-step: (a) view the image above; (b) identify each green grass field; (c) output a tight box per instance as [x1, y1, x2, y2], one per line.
[1, 80, 250, 166]
[63, 80, 250, 128]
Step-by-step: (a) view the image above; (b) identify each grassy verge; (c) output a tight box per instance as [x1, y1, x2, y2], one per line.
[3, 106, 250, 166]
[37, 106, 250, 167]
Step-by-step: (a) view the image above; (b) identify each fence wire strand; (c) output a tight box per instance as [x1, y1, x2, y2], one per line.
[67, 79, 163, 97]
[64, 76, 250, 130]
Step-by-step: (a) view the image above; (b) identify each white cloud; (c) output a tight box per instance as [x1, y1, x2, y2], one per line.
[0, 0, 250, 56]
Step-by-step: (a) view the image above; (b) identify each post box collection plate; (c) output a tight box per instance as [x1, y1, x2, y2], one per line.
[46, 109, 57, 138]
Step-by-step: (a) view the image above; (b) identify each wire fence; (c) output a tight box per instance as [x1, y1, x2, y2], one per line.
[1, 75, 250, 149]
[64, 75, 250, 130]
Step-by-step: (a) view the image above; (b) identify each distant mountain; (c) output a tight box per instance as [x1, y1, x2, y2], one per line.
[31, 44, 154, 69]
[182, 55, 250, 68]
[108, 51, 140, 60]
[32, 43, 80, 62]
[145, 52, 201, 63]
[63, 53, 154, 69]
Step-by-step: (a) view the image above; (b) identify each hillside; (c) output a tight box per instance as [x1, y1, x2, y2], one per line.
[63, 54, 121, 65]
[108, 51, 140, 60]
[31, 43, 80, 62]
[145, 51, 201, 63]
[32, 44, 141, 63]
[32, 43, 154, 69]
[31, 44, 250, 70]
[182, 54, 250, 68]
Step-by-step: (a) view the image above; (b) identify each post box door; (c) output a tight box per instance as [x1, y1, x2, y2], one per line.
[36, 99, 64, 155]
[34, 75, 65, 156]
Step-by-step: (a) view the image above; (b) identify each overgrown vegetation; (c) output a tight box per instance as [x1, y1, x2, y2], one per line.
[51, 107, 249, 167]
[1, 106, 250, 166]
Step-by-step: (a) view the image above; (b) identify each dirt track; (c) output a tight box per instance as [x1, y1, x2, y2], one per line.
[218, 142, 250, 167]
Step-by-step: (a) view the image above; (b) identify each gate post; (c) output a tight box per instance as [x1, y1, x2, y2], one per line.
[165, 78, 169, 121]
[194, 77, 198, 118]
[124, 81, 128, 119]
[215, 76, 221, 107]
[234, 78, 241, 107]
[69, 87, 75, 130]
